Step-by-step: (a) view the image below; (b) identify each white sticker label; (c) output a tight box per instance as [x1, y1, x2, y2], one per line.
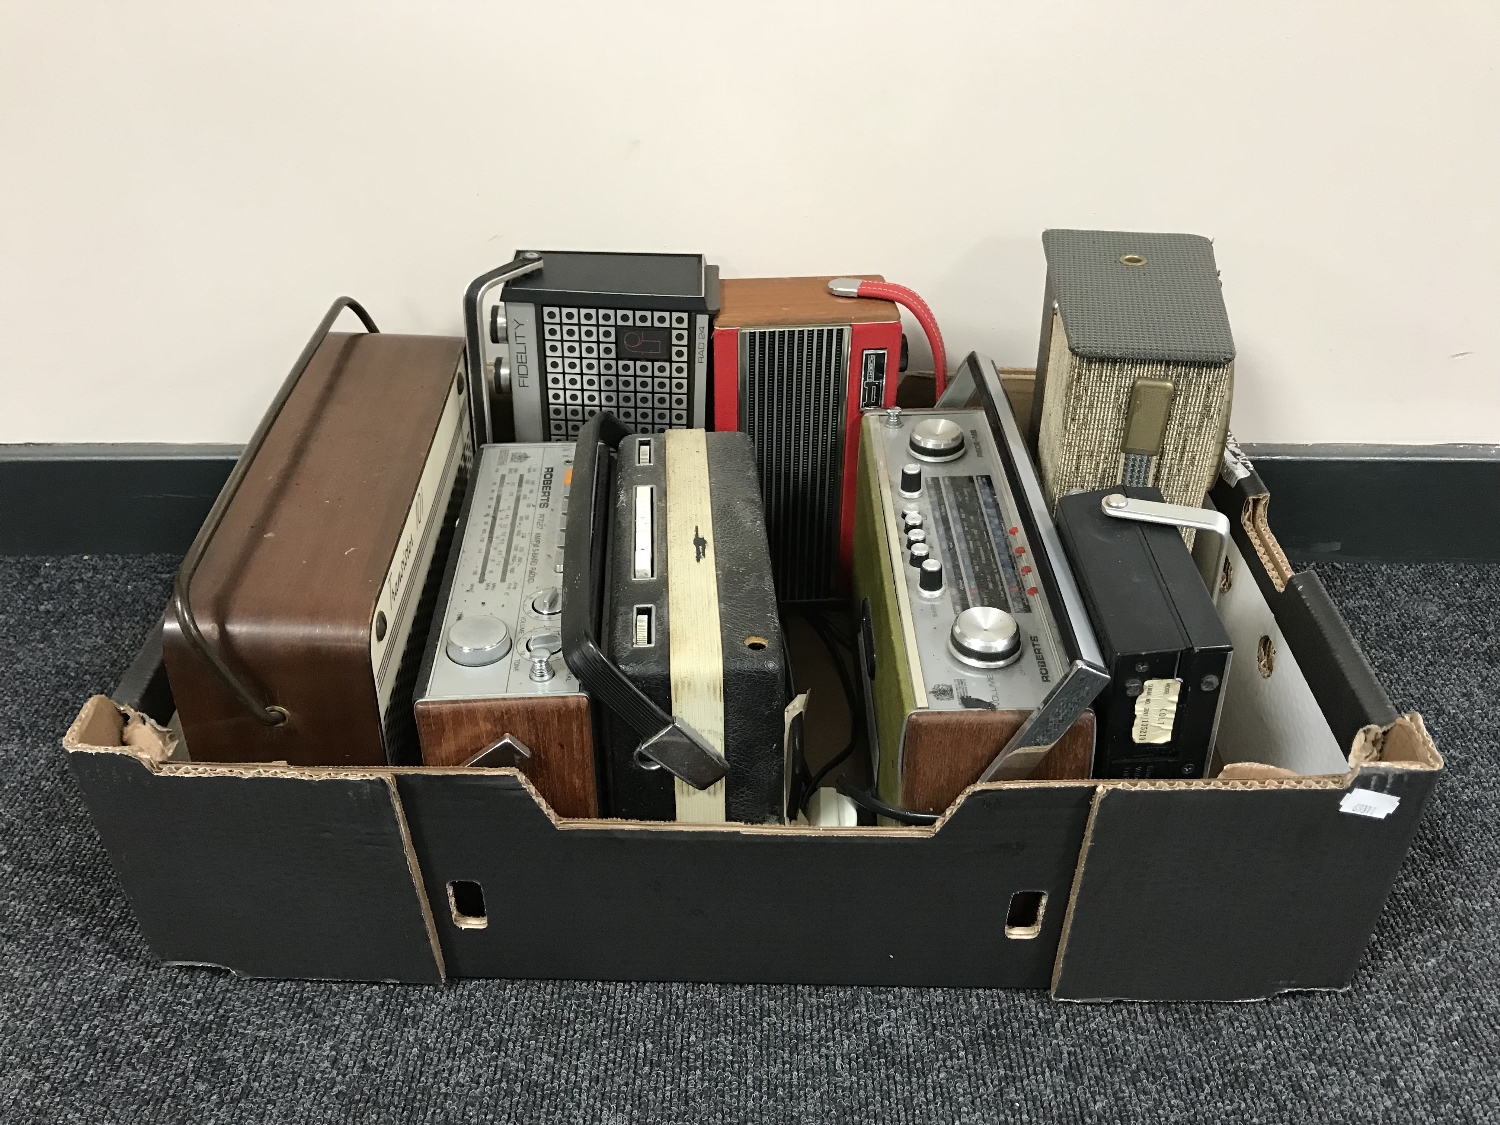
[1339, 789, 1401, 819]
[1131, 678, 1180, 744]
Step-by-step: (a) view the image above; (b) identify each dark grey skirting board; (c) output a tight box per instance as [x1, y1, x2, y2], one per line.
[2, 441, 1498, 561]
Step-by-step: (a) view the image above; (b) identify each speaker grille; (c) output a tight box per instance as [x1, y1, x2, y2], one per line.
[740, 326, 848, 601]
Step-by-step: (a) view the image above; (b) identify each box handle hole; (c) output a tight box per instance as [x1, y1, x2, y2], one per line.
[447, 880, 488, 929]
[1004, 890, 1047, 939]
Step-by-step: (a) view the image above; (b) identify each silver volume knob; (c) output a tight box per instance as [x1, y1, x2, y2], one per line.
[905, 527, 927, 548]
[531, 586, 562, 615]
[902, 509, 924, 531]
[948, 606, 1022, 669]
[918, 558, 944, 599]
[447, 615, 511, 667]
[899, 463, 923, 497]
[909, 417, 966, 463]
[909, 541, 931, 568]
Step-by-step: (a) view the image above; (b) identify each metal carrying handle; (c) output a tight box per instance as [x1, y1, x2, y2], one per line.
[1099, 492, 1231, 606]
[170, 297, 380, 726]
[560, 413, 728, 790]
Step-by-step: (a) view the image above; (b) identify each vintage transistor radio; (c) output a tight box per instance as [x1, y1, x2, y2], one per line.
[464, 250, 719, 446]
[413, 441, 598, 818]
[1029, 230, 1235, 525]
[1055, 486, 1233, 779]
[163, 299, 470, 766]
[851, 353, 1109, 821]
[710, 276, 903, 601]
[562, 413, 790, 824]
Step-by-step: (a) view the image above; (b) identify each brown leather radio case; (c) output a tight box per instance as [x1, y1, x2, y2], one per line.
[162, 302, 470, 766]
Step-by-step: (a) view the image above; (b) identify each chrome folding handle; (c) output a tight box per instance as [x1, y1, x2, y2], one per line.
[1100, 492, 1231, 605]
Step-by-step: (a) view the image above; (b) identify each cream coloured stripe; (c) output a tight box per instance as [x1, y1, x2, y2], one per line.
[665, 430, 727, 823]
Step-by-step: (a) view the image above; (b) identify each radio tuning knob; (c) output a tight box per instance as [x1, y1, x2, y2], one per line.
[909, 417, 965, 463]
[909, 541, 931, 568]
[918, 558, 944, 598]
[446, 615, 512, 667]
[899, 463, 923, 497]
[948, 606, 1022, 669]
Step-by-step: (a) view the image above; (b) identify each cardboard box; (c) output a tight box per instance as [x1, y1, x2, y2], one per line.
[60, 422, 1442, 1002]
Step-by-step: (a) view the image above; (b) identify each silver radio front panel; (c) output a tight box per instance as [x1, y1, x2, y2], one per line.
[418, 442, 582, 704]
[871, 409, 1070, 713]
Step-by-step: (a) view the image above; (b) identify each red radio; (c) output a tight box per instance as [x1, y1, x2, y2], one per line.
[711, 276, 904, 601]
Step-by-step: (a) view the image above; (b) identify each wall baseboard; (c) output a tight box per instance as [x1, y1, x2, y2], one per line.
[0, 444, 240, 556]
[2, 442, 1498, 562]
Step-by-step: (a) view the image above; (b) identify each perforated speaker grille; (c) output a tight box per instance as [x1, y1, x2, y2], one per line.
[740, 326, 849, 601]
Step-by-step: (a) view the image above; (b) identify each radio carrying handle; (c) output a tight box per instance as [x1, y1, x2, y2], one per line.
[561, 413, 729, 791]
[170, 297, 380, 727]
[462, 252, 546, 445]
[1099, 492, 1231, 606]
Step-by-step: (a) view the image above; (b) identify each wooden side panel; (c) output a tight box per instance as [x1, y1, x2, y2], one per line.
[414, 695, 597, 817]
[66, 750, 443, 983]
[716, 275, 898, 328]
[902, 710, 1095, 814]
[397, 771, 1097, 988]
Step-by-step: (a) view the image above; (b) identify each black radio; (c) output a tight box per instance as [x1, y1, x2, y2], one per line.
[464, 251, 719, 446]
[562, 413, 790, 823]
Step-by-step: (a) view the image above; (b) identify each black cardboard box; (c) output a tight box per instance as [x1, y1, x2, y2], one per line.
[60, 416, 1443, 1002]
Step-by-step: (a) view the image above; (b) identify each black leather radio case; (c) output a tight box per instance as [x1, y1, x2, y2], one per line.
[601, 429, 789, 822]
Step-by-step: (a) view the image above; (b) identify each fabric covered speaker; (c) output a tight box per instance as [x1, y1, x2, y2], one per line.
[1028, 230, 1235, 530]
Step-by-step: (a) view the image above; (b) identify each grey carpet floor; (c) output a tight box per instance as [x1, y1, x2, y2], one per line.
[1, 553, 1496, 1124]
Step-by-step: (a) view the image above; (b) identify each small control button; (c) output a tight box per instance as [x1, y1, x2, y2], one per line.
[948, 606, 1022, 669]
[918, 558, 944, 598]
[906, 527, 927, 548]
[531, 587, 562, 615]
[909, 542, 931, 568]
[902, 510, 924, 530]
[899, 463, 922, 497]
[909, 417, 966, 462]
[446, 615, 511, 667]
[526, 632, 563, 683]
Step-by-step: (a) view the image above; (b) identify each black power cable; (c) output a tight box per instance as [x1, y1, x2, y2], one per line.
[797, 609, 861, 812]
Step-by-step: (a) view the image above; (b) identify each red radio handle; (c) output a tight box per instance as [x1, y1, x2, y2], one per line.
[829, 278, 947, 398]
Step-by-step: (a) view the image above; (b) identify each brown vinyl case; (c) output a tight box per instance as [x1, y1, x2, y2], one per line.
[163, 326, 470, 767]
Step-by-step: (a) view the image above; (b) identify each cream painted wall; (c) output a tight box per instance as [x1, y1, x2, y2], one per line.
[2, 1, 1496, 445]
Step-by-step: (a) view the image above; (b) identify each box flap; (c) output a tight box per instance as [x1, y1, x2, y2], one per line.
[64, 697, 444, 983]
[1051, 715, 1440, 1001]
